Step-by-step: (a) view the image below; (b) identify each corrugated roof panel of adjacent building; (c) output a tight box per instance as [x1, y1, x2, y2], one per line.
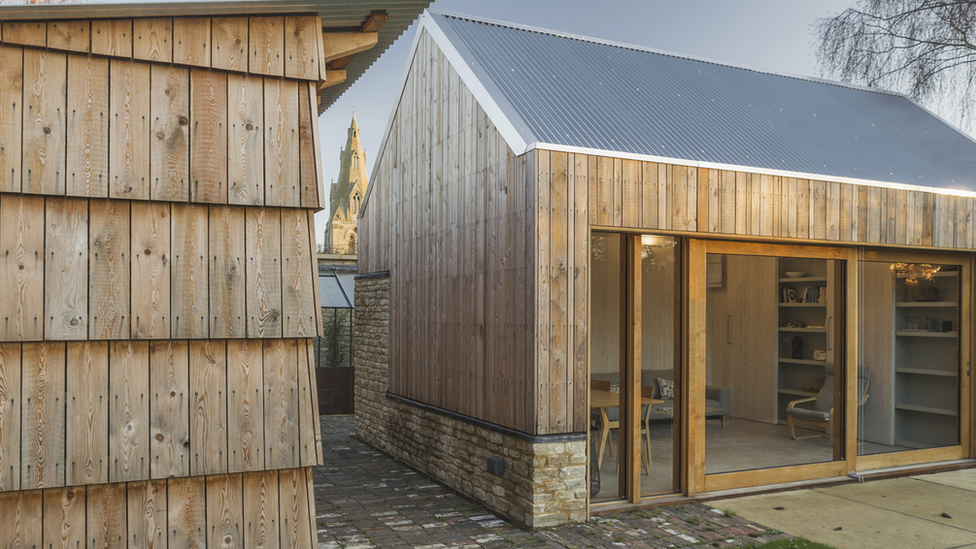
[0, 0, 430, 112]
[423, 11, 976, 193]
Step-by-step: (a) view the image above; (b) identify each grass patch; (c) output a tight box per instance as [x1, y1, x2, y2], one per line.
[722, 508, 737, 517]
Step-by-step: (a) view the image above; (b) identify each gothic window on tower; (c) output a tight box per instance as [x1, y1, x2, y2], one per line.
[353, 192, 362, 214]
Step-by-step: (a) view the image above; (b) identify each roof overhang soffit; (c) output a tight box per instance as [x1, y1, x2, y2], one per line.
[316, 11, 387, 100]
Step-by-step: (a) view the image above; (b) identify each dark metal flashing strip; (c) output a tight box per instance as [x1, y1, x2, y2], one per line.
[386, 392, 586, 444]
[355, 270, 391, 280]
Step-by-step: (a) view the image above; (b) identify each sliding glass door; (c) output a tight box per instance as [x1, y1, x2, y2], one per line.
[590, 233, 680, 504]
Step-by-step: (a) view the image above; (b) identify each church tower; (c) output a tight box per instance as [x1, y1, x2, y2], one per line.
[324, 113, 369, 254]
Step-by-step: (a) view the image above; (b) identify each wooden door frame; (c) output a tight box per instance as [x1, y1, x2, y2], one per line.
[686, 239, 855, 495]
[853, 248, 972, 471]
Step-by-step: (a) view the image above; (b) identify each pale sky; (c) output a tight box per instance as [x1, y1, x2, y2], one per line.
[314, 0, 857, 246]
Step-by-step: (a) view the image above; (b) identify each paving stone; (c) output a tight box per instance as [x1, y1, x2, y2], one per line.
[315, 415, 793, 548]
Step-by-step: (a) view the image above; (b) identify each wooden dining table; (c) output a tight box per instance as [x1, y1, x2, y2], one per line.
[590, 388, 663, 473]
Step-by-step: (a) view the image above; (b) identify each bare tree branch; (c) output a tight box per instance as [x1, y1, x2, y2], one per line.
[815, 0, 976, 129]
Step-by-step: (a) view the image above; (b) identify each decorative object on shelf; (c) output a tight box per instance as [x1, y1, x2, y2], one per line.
[791, 335, 804, 359]
[925, 316, 940, 332]
[942, 320, 953, 332]
[911, 284, 940, 302]
[813, 349, 826, 361]
[785, 271, 806, 278]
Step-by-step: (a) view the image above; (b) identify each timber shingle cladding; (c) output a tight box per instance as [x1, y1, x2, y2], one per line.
[0, 15, 324, 548]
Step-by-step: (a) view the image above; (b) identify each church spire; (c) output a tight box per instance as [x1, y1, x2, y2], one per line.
[323, 112, 369, 254]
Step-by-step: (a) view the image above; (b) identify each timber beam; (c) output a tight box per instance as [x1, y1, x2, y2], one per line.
[322, 32, 378, 63]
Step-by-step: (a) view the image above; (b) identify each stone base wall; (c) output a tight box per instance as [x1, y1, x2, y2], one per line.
[354, 275, 587, 528]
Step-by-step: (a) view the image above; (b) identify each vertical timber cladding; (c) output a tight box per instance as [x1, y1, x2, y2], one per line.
[0, 14, 326, 548]
[363, 31, 542, 434]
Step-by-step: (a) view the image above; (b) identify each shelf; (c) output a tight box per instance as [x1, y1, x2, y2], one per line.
[779, 303, 826, 307]
[778, 389, 817, 397]
[895, 404, 957, 417]
[779, 358, 826, 366]
[895, 301, 957, 308]
[778, 327, 826, 333]
[895, 368, 957, 378]
[895, 331, 957, 338]
[778, 276, 827, 283]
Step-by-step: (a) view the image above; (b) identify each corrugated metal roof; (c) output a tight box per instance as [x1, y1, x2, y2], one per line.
[425, 11, 976, 192]
[0, 0, 430, 113]
[320, 272, 353, 308]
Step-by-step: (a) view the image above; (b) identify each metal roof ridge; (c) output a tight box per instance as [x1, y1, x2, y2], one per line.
[426, 9, 907, 99]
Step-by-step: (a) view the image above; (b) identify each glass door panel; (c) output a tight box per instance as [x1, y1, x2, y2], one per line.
[590, 232, 627, 502]
[858, 260, 962, 455]
[705, 252, 845, 474]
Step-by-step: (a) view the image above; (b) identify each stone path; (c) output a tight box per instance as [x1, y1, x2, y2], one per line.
[313, 415, 793, 548]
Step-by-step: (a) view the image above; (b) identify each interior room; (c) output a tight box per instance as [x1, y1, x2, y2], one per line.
[590, 236, 964, 504]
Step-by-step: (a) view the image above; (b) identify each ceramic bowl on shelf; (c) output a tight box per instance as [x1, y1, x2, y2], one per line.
[785, 271, 806, 278]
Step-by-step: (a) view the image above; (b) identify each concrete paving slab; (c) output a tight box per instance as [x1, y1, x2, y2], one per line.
[718, 487, 976, 549]
[823, 477, 976, 532]
[912, 469, 976, 493]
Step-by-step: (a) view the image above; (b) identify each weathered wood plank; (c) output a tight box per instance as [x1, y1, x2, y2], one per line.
[110, 59, 151, 199]
[212, 17, 248, 72]
[128, 480, 167, 548]
[22, 342, 66, 489]
[89, 199, 130, 339]
[246, 208, 283, 338]
[45, 197, 89, 340]
[109, 341, 150, 482]
[298, 83, 320, 208]
[1, 22, 45, 47]
[548, 151, 569, 432]
[168, 476, 207, 548]
[91, 19, 132, 57]
[244, 471, 280, 548]
[264, 339, 300, 469]
[307, 83, 325, 210]
[209, 205, 246, 338]
[189, 340, 227, 475]
[47, 21, 89, 52]
[281, 209, 316, 337]
[133, 18, 173, 62]
[620, 159, 639, 227]
[43, 486, 85, 549]
[228, 73, 264, 205]
[304, 339, 323, 462]
[0, 344, 20, 491]
[131, 202, 171, 338]
[595, 156, 611, 226]
[640, 161, 658, 229]
[297, 340, 316, 466]
[150, 341, 190, 479]
[66, 54, 109, 197]
[228, 340, 264, 472]
[151, 64, 190, 201]
[285, 16, 320, 80]
[279, 468, 313, 549]
[0, 194, 44, 341]
[264, 78, 300, 207]
[0, 490, 42, 547]
[172, 17, 210, 67]
[207, 474, 245, 548]
[88, 482, 127, 547]
[190, 69, 228, 203]
[22, 49, 66, 195]
[0, 45, 23, 193]
[65, 341, 108, 486]
[171, 203, 209, 338]
[249, 16, 284, 77]
[572, 154, 587, 431]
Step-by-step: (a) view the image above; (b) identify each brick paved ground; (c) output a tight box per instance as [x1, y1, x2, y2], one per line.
[312, 415, 794, 548]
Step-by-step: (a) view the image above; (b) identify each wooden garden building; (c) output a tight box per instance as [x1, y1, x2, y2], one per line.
[356, 11, 976, 527]
[0, 1, 427, 546]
